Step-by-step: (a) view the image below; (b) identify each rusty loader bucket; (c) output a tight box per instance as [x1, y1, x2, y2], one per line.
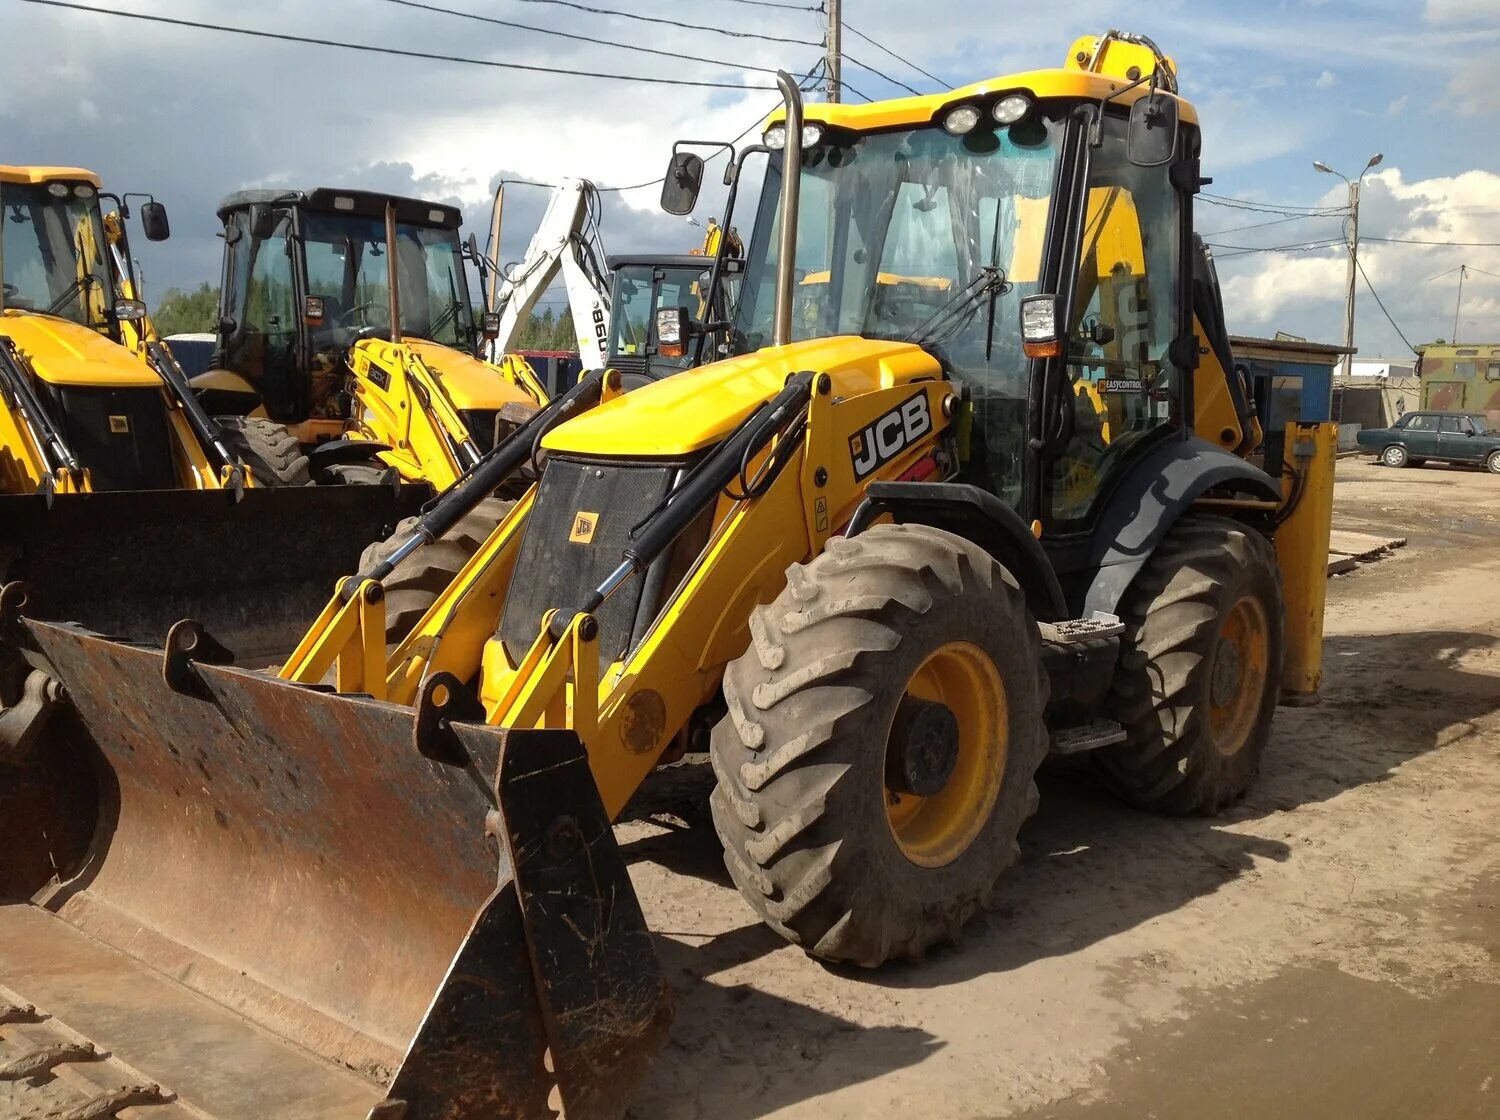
[0, 617, 669, 1119]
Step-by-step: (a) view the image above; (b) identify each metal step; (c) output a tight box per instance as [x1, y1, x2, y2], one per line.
[1050, 718, 1128, 755]
[0, 907, 382, 1120]
[1038, 612, 1125, 644]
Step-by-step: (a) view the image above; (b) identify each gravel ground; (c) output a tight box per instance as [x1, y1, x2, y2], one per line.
[624, 455, 1500, 1120]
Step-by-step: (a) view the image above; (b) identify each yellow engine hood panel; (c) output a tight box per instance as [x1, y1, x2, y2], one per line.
[0, 311, 159, 387]
[544, 336, 943, 457]
[404, 339, 535, 409]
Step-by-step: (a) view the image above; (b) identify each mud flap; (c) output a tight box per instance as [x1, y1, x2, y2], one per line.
[11, 618, 669, 1119]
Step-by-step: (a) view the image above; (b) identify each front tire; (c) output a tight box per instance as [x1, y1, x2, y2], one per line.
[1381, 444, 1409, 468]
[711, 523, 1049, 967]
[314, 460, 401, 487]
[216, 416, 311, 486]
[1096, 516, 1284, 815]
[357, 495, 514, 649]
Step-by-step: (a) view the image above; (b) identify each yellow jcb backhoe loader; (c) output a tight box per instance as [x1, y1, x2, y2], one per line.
[1, 33, 1336, 1120]
[193, 187, 548, 490]
[0, 166, 423, 767]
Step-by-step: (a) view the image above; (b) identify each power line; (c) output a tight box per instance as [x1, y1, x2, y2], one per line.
[1365, 234, 1500, 248]
[508, 0, 820, 47]
[1206, 238, 1347, 257]
[1355, 257, 1417, 354]
[840, 51, 922, 97]
[842, 21, 953, 90]
[381, 0, 826, 85]
[23, 0, 777, 89]
[712, 0, 820, 8]
[1200, 192, 1347, 217]
[501, 101, 780, 195]
[1199, 212, 1343, 237]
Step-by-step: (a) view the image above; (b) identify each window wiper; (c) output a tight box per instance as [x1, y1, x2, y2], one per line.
[902, 266, 1008, 351]
[41, 274, 93, 317]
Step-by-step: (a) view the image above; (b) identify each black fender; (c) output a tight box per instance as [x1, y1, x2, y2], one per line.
[306, 438, 394, 471]
[1080, 436, 1281, 617]
[847, 481, 1070, 622]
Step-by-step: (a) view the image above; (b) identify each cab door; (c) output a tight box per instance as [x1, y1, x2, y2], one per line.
[1400, 413, 1440, 457]
[1438, 414, 1483, 461]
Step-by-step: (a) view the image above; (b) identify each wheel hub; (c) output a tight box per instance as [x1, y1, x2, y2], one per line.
[885, 696, 960, 797]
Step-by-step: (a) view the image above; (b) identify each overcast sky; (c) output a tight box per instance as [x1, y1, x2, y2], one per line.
[6, 0, 1498, 356]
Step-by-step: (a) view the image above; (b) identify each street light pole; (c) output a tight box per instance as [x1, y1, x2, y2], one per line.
[1314, 153, 1382, 387]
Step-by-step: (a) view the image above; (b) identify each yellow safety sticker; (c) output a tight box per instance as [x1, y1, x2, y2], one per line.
[569, 511, 600, 544]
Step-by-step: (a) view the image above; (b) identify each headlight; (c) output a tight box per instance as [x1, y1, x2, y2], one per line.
[763, 123, 823, 150]
[47, 182, 69, 198]
[943, 105, 982, 135]
[992, 94, 1033, 125]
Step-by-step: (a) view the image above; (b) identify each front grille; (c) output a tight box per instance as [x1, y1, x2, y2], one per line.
[608, 354, 649, 377]
[460, 409, 499, 455]
[499, 457, 676, 670]
[43, 384, 176, 491]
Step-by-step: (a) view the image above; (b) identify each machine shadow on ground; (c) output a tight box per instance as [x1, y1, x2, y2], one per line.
[620, 627, 1500, 1000]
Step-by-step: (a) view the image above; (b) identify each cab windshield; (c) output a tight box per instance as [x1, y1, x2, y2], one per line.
[302, 212, 477, 352]
[734, 114, 1066, 401]
[0, 181, 114, 330]
[610, 260, 727, 376]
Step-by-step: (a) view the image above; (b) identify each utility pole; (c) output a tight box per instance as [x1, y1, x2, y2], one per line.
[826, 0, 841, 103]
[1453, 264, 1467, 343]
[1314, 153, 1382, 388]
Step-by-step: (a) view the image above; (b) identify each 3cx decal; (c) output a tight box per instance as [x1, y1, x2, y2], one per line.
[849, 392, 932, 480]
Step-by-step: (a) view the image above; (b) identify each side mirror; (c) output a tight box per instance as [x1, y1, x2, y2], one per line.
[140, 200, 171, 242]
[1127, 91, 1179, 167]
[113, 298, 148, 322]
[660, 152, 704, 217]
[464, 232, 481, 263]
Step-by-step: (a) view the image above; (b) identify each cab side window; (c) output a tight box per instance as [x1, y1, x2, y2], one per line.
[1404, 414, 1433, 432]
[1048, 113, 1181, 527]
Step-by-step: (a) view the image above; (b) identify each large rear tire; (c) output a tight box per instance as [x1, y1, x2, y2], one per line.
[710, 523, 1049, 967]
[357, 495, 514, 649]
[1095, 515, 1284, 815]
[216, 416, 311, 487]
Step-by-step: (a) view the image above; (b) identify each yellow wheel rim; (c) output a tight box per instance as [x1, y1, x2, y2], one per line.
[1208, 595, 1270, 757]
[884, 641, 1008, 868]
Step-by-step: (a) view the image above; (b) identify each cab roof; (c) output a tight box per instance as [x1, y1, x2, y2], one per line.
[773, 67, 1199, 134]
[770, 36, 1197, 133]
[0, 165, 103, 187]
[215, 187, 462, 230]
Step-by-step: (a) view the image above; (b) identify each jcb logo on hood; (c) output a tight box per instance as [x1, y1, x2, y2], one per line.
[849, 392, 932, 480]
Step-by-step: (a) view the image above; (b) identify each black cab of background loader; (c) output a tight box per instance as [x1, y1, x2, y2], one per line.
[605, 252, 742, 381]
[198, 188, 541, 464]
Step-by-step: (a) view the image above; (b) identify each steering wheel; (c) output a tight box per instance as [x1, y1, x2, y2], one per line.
[335, 301, 375, 328]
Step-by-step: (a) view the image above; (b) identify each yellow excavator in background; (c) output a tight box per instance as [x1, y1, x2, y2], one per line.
[191, 187, 549, 490]
[0, 164, 423, 765]
[1, 33, 1335, 1120]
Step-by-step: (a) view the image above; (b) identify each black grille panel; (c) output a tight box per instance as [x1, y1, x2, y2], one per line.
[460, 409, 499, 455]
[44, 384, 176, 491]
[499, 457, 676, 669]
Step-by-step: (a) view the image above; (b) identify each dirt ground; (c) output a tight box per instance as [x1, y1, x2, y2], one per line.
[621, 456, 1500, 1120]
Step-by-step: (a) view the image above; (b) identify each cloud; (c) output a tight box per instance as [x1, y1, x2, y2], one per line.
[1387, 95, 1408, 115]
[1314, 69, 1337, 89]
[1447, 56, 1500, 116]
[1216, 167, 1500, 354]
[1424, 0, 1500, 23]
